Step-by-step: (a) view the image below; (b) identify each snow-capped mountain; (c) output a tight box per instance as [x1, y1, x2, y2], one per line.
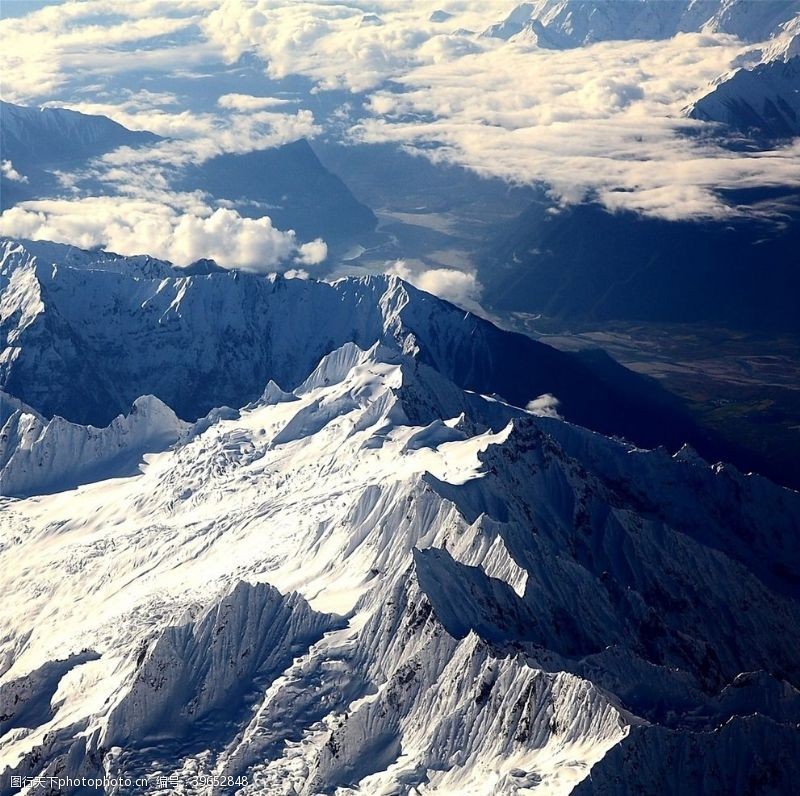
[0, 238, 717, 459]
[484, 0, 800, 47]
[0, 262, 798, 793]
[761, 13, 800, 61]
[0, 395, 188, 497]
[689, 56, 800, 138]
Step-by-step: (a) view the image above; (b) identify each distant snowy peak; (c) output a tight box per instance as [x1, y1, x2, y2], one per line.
[761, 13, 800, 60]
[689, 55, 800, 138]
[1, 100, 147, 142]
[429, 9, 453, 23]
[485, 0, 800, 47]
[246, 379, 299, 409]
[483, 1, 539, 40]
[704, 0, 800, 41]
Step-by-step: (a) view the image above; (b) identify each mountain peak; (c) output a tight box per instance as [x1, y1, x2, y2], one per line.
[0, 239, 737, 467]
[2, 315, 798, 790]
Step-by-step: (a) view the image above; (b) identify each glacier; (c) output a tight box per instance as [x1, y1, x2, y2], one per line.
[0, 242, 798, 794]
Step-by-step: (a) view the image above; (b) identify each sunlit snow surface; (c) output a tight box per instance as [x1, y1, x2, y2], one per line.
[0, 353, 621, 792]
[1, 244, 799, 794]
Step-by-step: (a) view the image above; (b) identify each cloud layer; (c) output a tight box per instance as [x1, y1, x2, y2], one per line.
[0, 198, 326, 271]
[355, 32, 800, 218]
[1, 0, 799, 233]
[200, 0, 499, 92]
[0, 0, 214, 100]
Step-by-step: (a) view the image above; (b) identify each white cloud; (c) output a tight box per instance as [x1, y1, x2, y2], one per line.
[200, 0, 505, 92]
[217, 93, 297, 110]
[297, 239, 328, 266]
[0, 1, 211, 100]
[385, 259, 483, 311]
[47, 102, 321, 211]
[0, 198, 326, 272]
[41, 89, 182, 122]
[2, 0, 497, 101]
[526, 394, 561, 418]
[196, 2, 800, 219]
[353, 32, 800, 218]
[1, 160, 28, 183]
[54, 99, 319, 158]
[2, 0, 798, 224]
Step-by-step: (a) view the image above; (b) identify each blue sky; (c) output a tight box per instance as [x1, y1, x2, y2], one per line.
[1, 0, 63, 19]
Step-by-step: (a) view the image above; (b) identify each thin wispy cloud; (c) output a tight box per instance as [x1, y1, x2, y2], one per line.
[1, 160, 28, 183]
[217, 93, 298, 110]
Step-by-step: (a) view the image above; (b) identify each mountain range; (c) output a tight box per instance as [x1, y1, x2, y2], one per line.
[0, 239, 798, 794]
[484, 1, 800, 144]
[0, 238, 718, 458]
[0, 102, 376, 248]
[484, 0, 800, 46]
[0, 4, 799, 791]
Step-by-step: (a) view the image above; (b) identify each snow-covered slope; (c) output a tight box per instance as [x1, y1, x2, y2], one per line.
[689, 55, 800, 138]
[0, 334, 798, 794]
[761, 13, 800, 61]
[0, 238, 711, 458]
[0, 395, 188, 497]
[484, 0, 800, 47]
[0, 238, 175, 283]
